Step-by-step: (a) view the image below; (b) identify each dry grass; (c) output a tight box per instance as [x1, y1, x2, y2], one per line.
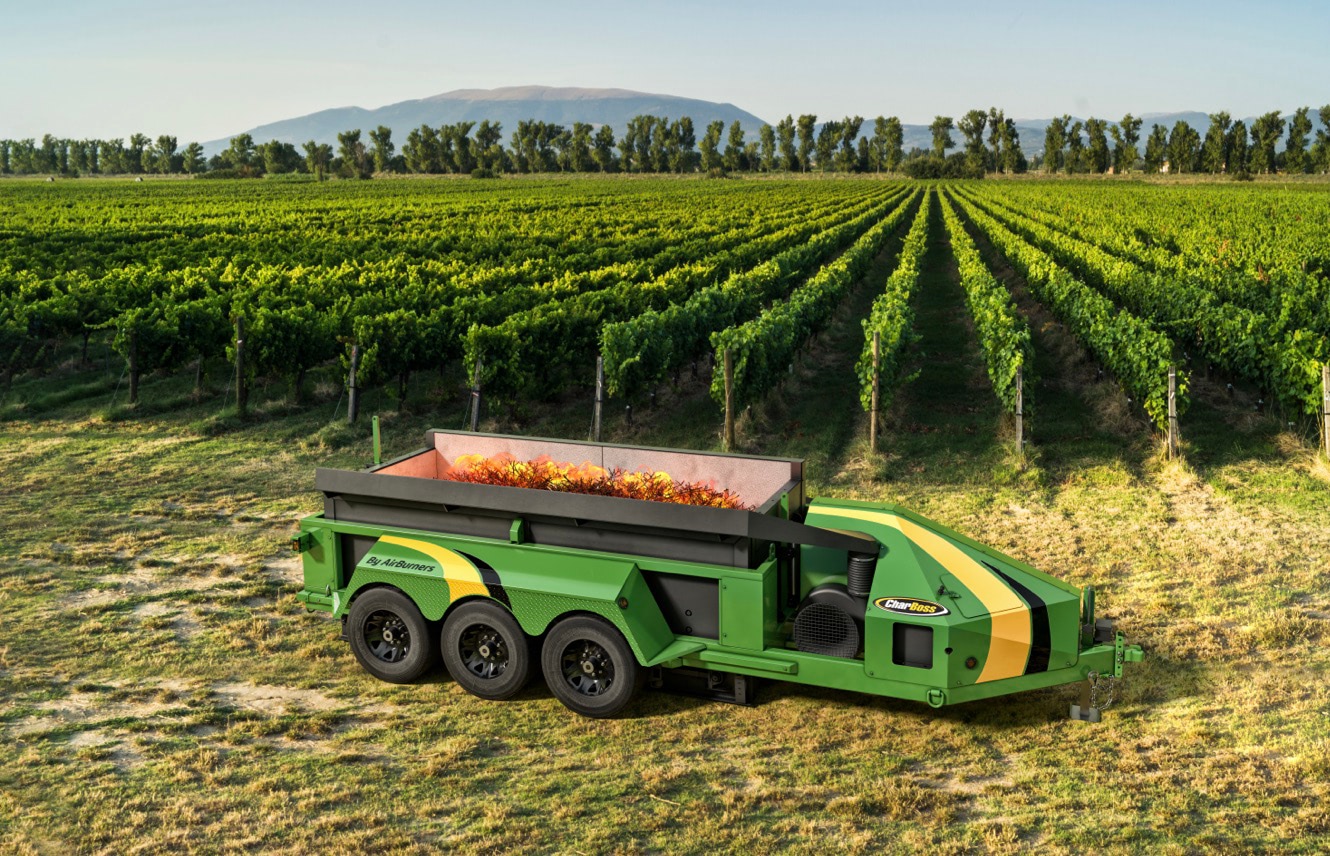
[4, 421, 1329, 856]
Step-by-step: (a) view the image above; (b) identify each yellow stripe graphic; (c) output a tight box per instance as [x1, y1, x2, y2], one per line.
[812, 507, 1032, 682]
[379, 535, 489, 602]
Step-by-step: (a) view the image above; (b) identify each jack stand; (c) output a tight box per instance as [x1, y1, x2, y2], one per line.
[1070, 676, 1101, 722]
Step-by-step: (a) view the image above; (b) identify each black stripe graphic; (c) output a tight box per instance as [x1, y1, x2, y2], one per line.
[458, 551, 510, 608]
[984, 562, 1051, 674]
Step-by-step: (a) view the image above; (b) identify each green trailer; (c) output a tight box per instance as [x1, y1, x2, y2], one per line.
[294, 430, 1141, 719]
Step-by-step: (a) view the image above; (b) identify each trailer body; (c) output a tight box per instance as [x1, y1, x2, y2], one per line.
[295, 430, 1140, 715]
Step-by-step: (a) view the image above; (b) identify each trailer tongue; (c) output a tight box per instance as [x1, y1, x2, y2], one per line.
[295, 430, 1141, 718]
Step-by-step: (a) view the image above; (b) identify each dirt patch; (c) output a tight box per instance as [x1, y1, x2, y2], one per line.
[62, 555, 243, 609]
[67, 728, 116, 749]
[66, 728, 146, 769]
[11, 682, 192, 736]
[64, 566, 221, 609]
[211, 680, 369, 717]
[928, 773, 1017, 796]
[262, 555, 302, 585]
[131, 601, 204, 639]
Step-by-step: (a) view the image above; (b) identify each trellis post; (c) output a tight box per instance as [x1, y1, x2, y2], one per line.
[127, 329, 139, 406]
[468, 357, 483, 432]
[869, 331, 880, 454]
[723, 349, 736, 451]
[234, 316, 247, 418]
[1167, 365, 1179, 460]
[1321, 363, 1330, 458]
[1015, 364, 1025, 465]
[347, 344, 360, 424]
[592, 356, 604, 442]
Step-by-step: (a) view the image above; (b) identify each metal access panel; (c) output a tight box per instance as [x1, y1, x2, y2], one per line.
[641, 571, 720, 639]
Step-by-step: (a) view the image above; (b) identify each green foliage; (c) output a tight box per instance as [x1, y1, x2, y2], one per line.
[939, 193, 1033, 413]
[1284, 107, 1313, 174]
[1113, 113, 1142, 173]
[463, 183, 907, 402]
[902, 156, 946, 180]
[954, 191, 1183, 430]
[240, 303, 338, 401]
[957, 110, 988, 174]
[930, 116, 955, 159]
[709, 190, 923, 411]
[1199, 112, 1232, 174]
[855, 192, 931, 413]
[196, 169, 259, 180]
[1227, 120, 1250, 173]
[1167, 121, 1201, 173]
[1043, 117, 1067, 173]
[601, 187, 914, 399]
[903, 154, 982, 180]
[959, 185, 1329, 418]
[108, 303, 182, 376]
[1143, 124, 1169, 173]
[4, 176, 1327, 427]
[0, 295, 33, 381]
[354, 308, 421, 391]
[1249, 111, 1286, 175]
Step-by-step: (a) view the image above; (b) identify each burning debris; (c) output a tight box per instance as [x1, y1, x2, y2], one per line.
[442, 454, 750, 509]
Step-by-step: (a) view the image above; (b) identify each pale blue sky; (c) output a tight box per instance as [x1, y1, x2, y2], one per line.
[2, 0, 1326, 141]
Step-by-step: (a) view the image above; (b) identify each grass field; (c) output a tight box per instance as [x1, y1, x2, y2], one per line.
[2, 180, 1330, 854]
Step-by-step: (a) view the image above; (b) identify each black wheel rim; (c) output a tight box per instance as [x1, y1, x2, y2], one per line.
[458, 623, 510, 680]
[560, 639, 615, 696]
[364, 609, 411, 663]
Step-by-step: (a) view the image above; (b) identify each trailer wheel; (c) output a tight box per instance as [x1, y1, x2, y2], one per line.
[542, 616, 643, 718]
[440, 600, 531, 700]
[347, 588, 437, 683]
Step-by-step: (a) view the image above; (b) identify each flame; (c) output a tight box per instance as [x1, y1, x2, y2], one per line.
[441, 453, 747, 509]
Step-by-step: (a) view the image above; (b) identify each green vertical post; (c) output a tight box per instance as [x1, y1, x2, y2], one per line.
[372, 415, 382, 467]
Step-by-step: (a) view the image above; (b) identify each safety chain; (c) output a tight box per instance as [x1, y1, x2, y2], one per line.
[1087, 670, 1117, 711]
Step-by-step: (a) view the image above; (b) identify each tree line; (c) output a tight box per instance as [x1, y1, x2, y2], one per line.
[4, 105, 1328, 180]
[0, 115, 910, 179]
[1032, 107, 1330, 176]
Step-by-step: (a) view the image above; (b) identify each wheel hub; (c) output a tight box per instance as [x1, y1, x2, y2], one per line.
[561, 640, 615, 696]
[460, 624, 510, 680]
[364, 610, 411, 664]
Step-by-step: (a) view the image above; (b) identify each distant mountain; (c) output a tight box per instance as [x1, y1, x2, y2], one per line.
[202, 86, 769, 156]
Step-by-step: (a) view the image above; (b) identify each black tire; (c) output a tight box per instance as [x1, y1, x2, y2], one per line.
[440, 600, 531, 701]
[347, 588, 437, 683]
[541, 615, 643, 718]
